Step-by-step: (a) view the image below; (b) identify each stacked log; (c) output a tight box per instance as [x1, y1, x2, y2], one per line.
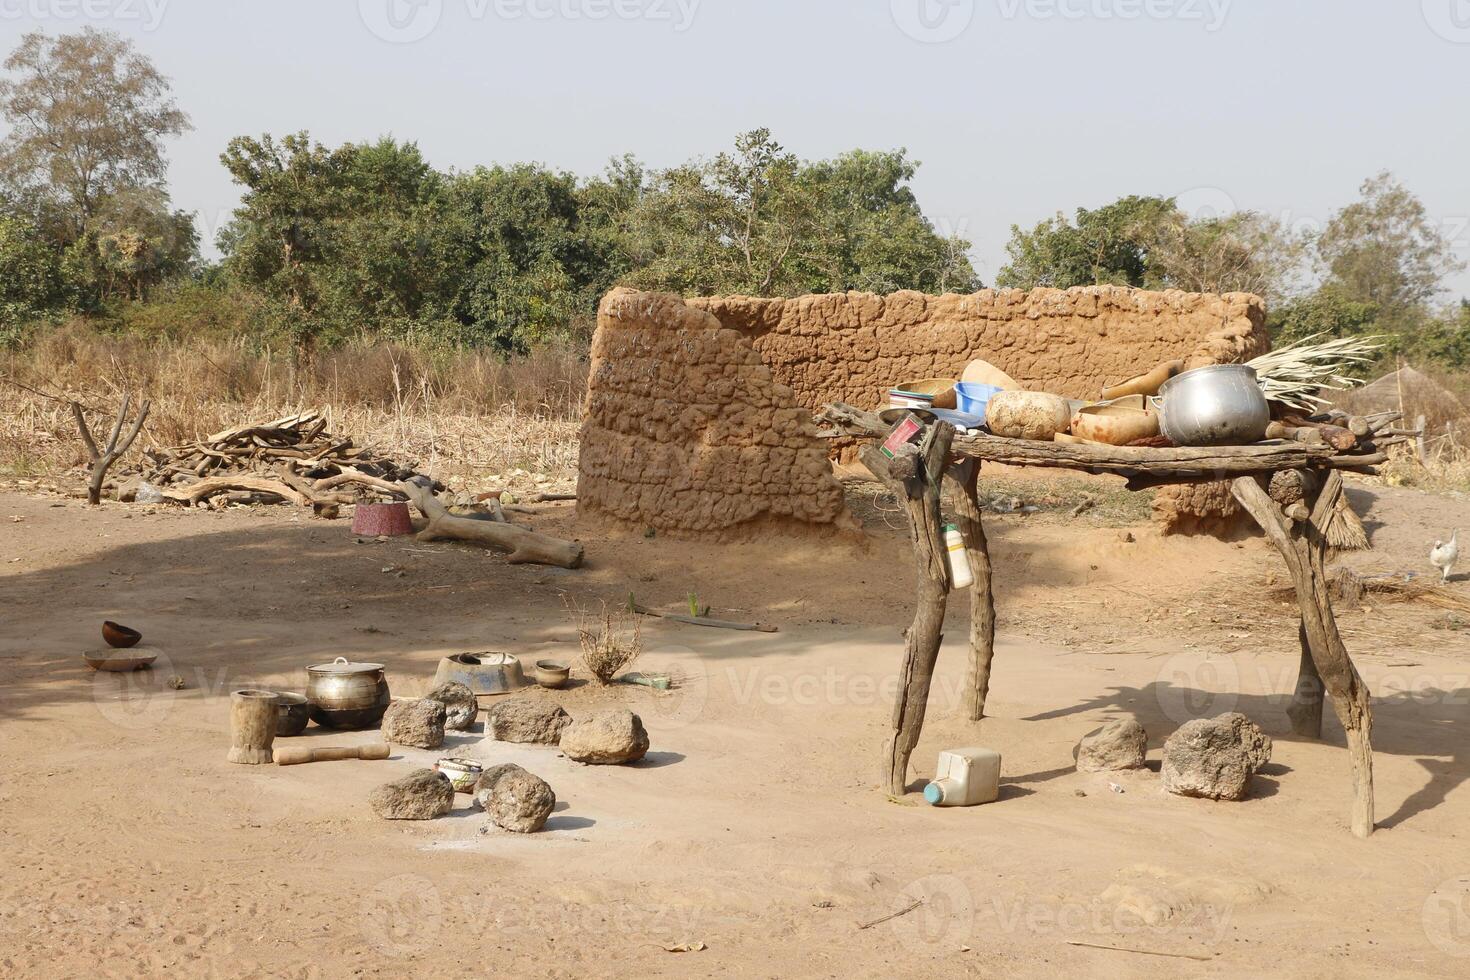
[113, 411, 435, 508]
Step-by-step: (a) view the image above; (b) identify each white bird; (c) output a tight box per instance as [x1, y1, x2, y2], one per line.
[1430, 531, 1459, 584]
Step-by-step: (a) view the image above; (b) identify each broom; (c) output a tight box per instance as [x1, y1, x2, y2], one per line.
[1326, 496, 1371, 551]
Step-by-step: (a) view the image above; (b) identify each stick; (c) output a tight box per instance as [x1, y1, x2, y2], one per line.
[857, 899, 923, 930]
[159, 476, 309, 507]
[1064, 940, 1213, 961]
[631, 604, 777, 633]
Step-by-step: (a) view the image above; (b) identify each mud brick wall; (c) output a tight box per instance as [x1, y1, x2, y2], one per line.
[688, 286, 1269, 406]
[577, 288, 849, 535]
[580, 286, 1271, 536]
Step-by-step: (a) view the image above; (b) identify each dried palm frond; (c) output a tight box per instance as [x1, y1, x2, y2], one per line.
[1248, 334, 1383, 411]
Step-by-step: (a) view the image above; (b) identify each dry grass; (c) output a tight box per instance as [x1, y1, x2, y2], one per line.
[572, 600, 643, 685]
[0, 324, 588, 493]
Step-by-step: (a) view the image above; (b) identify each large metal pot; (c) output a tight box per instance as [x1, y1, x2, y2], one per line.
[305, 657, 390, 729]
[1151, 364, 1270, 447]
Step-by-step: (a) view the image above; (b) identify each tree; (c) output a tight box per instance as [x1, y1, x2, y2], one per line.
[618, 130, 978, 297]
[0, 28, 190, 239]
[0, 213, 62, 337]
[67, 186, 198, 302]
[1148, 211, 1306, 305]
[1268, 287, 1382, 347]
[996, 195, 1176, 289]
[1316, 171, 1465, 327]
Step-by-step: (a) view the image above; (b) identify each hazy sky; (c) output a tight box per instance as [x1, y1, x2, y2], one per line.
[4, 0, 1468, 299]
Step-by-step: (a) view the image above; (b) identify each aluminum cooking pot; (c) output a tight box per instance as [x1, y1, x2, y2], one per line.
[1150, 364, 1270, 447]
[305, 657, 391, 729]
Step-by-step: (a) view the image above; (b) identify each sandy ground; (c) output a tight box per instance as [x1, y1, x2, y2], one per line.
[2, 478, 1469, 978]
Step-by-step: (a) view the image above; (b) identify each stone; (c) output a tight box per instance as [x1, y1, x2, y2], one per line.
[474, 763, 556, 834]
[369, 768, 454, 820]
[1076, 718, 1148, 772]
[559, 708, 649, 765]
[381, 698, 446, 750]
[1161, 712, 1273, 801]
[485, 698, 571, 745]
[425, 681, 479, 732]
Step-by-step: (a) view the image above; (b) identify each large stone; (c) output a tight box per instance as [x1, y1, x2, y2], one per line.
[369, 768, 454, 820]
[474, 763, 556, 834]
[381, 698, 447, 750]
[1076, 718, 1148, 772]
[1161, 713, 1273, 801]
[486, 698, 571, 745]
[559, 709, 649, 765]
[426, 681, 479, 732]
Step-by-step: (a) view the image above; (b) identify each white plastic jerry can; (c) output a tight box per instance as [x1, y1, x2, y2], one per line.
[924, 747, 1001, 807]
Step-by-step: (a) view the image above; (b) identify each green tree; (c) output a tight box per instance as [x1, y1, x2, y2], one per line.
[996, 196, 1177, 289]
[65, 185, 198, 303]
[1147, 211, 1306, 306]
[0, 28, 190, 239]
[0, 213, 62, 339]
[1267, 287, 1382, 346]
[1316, 171, 1465, 328]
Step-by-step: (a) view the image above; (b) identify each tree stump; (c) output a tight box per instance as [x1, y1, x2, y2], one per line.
[861, 423, 955, 796]
[1231, 472, 1375, 838]
[227, 690, 278, 765]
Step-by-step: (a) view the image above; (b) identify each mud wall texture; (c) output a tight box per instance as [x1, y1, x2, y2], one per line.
[581, 286, 1270, 536]
[688, 286, 1268, 406]
[577, 288, 848, 535]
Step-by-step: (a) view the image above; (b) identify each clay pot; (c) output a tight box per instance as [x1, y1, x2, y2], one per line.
[985, 391, 1072, 441]
[102, 621, 142, 649]
[534, 660, 571, 689]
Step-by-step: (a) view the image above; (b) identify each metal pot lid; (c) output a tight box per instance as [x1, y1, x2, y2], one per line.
[307, 656, 385, 674]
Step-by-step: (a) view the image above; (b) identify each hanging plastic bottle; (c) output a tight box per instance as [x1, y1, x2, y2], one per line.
[944, 524, 974, 590]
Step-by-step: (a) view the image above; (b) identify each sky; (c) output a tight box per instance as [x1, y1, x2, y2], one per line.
[2, 0, 1468, 300]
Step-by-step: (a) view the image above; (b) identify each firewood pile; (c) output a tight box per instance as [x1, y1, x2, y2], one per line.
[113, 411, 436, 509]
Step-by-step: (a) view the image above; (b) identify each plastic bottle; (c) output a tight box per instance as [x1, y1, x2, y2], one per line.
[924, 747, 1001, 807]
[944, 524, 974, 590]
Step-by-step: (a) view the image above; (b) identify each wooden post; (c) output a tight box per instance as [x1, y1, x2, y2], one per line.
[1232, 472, 1375, 837]
[227, 690, 278, 765]
[1286, 620, 1325, 738]
[861, 422, 954, 795]
[945, 458, 997, 722]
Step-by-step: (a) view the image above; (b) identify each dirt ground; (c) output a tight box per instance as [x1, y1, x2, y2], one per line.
[2, 475, 1469, 978]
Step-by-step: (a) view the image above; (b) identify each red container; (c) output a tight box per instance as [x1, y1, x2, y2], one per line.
[351, 501, 414, 537]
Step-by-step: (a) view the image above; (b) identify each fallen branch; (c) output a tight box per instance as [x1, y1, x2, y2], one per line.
[403, 481, 584, 569]
[159, 476, 309, 507]
[1064, 940, 1213, 961]
[630, 603, 777, 633]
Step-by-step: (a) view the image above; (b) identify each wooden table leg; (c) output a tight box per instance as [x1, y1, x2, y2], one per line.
[1287, 619, 1325, 738]
[946, 458, 996, 722]
[862, 424, 954, 795]
[1232, 473, 1375, 838]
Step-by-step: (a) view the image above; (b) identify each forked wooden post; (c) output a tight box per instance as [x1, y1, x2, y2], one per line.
[945, 458, 997, 721]
[1231, 472, 1375, 838]
[860, 423, 954, 795]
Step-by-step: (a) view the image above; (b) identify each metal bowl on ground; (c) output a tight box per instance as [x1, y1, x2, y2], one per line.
[432, 652, 527, 696]
[534, 660, 571, 689]
[273, 692, 312, 737]
[305, 657, 391, 729]
[1152, 364, 1270, 447]
[84, 646, 159, 672]
[102, 621, 142, 649]
[435, 758, 483, 794]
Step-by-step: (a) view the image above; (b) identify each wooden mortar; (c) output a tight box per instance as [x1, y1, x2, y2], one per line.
[227, 690, 278, 765]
